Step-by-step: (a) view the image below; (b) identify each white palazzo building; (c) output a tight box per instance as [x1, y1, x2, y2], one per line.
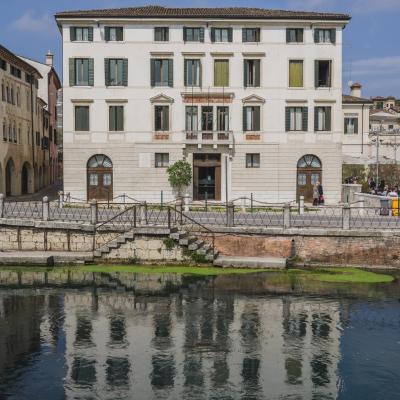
[55, 6, 350, 204]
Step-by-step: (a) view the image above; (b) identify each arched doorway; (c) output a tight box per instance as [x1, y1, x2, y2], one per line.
[87, 154, 113, 201]
[5, 159, 15, 196]
[297, 155, 322, 202]
[21, 162, 31, 195]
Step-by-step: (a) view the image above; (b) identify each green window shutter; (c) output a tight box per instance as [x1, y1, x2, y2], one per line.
[183, 27, 187, 41]
[256, 28, 260, 42]
[69, 58, 75, 86]
[298, 29, 304, 42]
[314, 107, 319, 131]
[150, 59, 155, 87]
[199, 28, 205, 42]
[243, 107, 247, 131]
[223, 61, 229, 86]
[88, 27, 93, 42]
[285, 107, 290, 132]
[344, 118, 348, 134]
[122, 59, 128, 86]
[104, 59, 110, 86]
[105, 27, 110, 41]
[255, 60, 261, 87]
[70, 27, 76, 42]
[286, 29, 290, 43]
[326, 107, 332, 131]
[243, 60, 248, 87]
[302, 107, 308, 131]
[168, 59, 173, 87]
[184, 60, 188, 86]
[328, 61, 332, 87]
[228, 28, 233, 42]
[199, 61, 202, 87]
[117, 28, 123, 41]
[211, 28, 216, 42]
[109, 107, 115, 131]
[163, 106, 169, 131]
[254, 107, 260, 131]
[354, 118, 358, 134]
[330, 29, 336, 44]
[315, 60, 319, 87]
[214, 61, 218, 86]
[117, 106, 124, 131]
[88, 59, 94, 86]
[242, 29, 246, 42]
[314, 29, 320, 43]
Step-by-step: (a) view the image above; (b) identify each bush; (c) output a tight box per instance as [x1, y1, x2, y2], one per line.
[166, 159, 192, 197]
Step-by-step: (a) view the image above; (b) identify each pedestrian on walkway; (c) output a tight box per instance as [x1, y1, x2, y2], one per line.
[318, 182, 324, 205]
[313, 183, 319, 206]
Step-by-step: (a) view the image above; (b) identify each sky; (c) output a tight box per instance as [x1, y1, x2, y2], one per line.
[1, 0, 399, 98]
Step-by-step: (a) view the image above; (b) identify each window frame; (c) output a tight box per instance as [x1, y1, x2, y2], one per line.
[214, 59, 229, 87]
[315, 106, 332, 132]
[246, 153, 260, 168]
[288, 59, 304, 88]
[244, 59, 261, 88]
[212, 28, 232, 43]
[105, 26, 124, 42]
[344, 116, 358, 134]
[286, 107, 308, 132]
[243, 106, 261, 132]
[108, 105, 124, 132]
[286, 28, 304, 43]
[242, 28, 260, 43]
[154, 27, 169, 42]
[74, 105, 90, 132]
[184, 59, 201, 87]
[154, 105, 170, 132]
[155, 153, 169, 168]
[315, 60, 332, 88]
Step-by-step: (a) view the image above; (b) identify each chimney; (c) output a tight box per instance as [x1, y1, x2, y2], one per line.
[350, 82, 362, 98]
[45, 51, 54, 67]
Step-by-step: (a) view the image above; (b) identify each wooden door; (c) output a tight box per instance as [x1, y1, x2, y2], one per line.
[87, 168, 113, 201]
[297, 169, 322, 202]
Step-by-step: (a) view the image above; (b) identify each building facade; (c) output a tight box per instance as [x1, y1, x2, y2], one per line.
[56, 6, 350, 204]
[0, 44, 44, 196]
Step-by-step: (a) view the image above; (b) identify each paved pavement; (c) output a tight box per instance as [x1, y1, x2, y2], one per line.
[0, 251, 93, 266]
[5, 180, 62, 202]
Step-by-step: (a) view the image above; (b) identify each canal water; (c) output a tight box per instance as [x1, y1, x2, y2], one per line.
[0, 268, 399, 400]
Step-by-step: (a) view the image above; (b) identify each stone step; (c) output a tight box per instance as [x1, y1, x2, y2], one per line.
[170, 232, 187, 241]
[188, 240, 204, 251]
[123, 232, 135, 240]
[213, 256, 287, 269]
[117, 236, 127, 244]
[108, 241, 119, 249]
[197, 245, 213, 255]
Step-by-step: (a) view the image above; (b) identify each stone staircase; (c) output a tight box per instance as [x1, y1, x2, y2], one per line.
[93, 228, 218, 262]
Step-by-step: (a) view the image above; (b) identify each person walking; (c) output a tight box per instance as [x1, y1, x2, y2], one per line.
[317, 182, 324, 205]
[313, 183, 319, 206]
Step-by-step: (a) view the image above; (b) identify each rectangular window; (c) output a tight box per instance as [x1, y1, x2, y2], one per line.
[154, 106, 169, 131]
[243, 106, 261, 131]
[201, 106, 213, 131]
[314, 29, 336, 44]
[315, 60, 332, 88]
[289, 60, 304, 88]
[286, 28, 304, 43]
[217, 107, 229, 131]
[285, 107, 308, 131]
[211, 28, 232, 42]
[184, 59, 201, 87]
[105, 27, 123, 41]
[246, 153, 260, 168]
[74, 106, 89, 131]
[244, 59, 260, 87]
[73, 58, 92, 86]
[344, 117, 358, 134]
[154, 27, 169, 41]
[151, 59, 173, 87]
[0, 59, 6, 71]
[242, 28, 260, 42]
[10, 66, 21, 79]
[214, 60, 229, 87]
[183, 27, 204, 42]
[109, 106, 124, 131]
[70, 27, 93, 42]
[105, 59, 128, 86]
[155, 153, 169, 168]
[185, 106, 198, 131]
[315, 106, 332, 131]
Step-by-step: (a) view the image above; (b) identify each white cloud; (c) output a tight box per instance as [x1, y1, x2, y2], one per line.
[12, 11, 54, 33]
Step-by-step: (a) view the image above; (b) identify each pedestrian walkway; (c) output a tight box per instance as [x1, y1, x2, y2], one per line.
[0, 251, 93, 266]
[214, 256, 287, 269]
[5, 180, 62, 202]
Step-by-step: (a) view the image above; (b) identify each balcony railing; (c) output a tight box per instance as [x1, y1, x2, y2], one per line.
[184, 131, 233, 146]
[369, 128, 400, 135]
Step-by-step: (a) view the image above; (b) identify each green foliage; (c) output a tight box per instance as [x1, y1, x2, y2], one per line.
[166, 159, 192, 195]
[163, 237, 176, 251]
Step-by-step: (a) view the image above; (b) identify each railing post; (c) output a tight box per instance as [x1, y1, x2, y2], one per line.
[241, 197, 246, 213]
[133, 205, 137, 228]
[342, 204, 350, 230]
[42, 196, 49, 221]
[179, 198, 183, 225]
[205, 192, 208, 212]
[141, 201, 148, 225]
[299, 196, 304, 215]
[184, 193, 190, 212]
[90, 199, 98, 225]
[0, 193, 4, 218]
[226, 201, 235, 227]
[161, 191, 163, 210]
[58, 190, 64, 209]
[283, 203, 291, 229]
[167, 207, 171, 228]
[250, 193, 253, 213]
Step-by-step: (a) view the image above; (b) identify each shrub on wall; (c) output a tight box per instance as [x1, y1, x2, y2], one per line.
[167, 159, 192, 197]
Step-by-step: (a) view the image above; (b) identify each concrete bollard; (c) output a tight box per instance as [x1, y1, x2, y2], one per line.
[90, 199, 98, 225]
[283, 203, 291, 229]
[241, 197, 246, 213]
[299, 196, 305, 215]
[226, 202, 235, 227]
[342, 204, 350, 230]
[58, 191, 64, 209]
[0, 193, 4, 218]
[140, 202, 148, 225]
[184, 193, 190, 212]
[42, 196, 49, 221]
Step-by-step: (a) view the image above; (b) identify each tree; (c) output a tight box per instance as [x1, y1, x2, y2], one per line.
[166, 159, 192, 197]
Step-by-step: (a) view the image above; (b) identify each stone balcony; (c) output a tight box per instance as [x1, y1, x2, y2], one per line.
[183, 130, 234, 149]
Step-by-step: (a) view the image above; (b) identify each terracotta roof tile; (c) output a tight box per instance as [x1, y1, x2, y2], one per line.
[55, 5, 351, 21]
[342, 94, 372, 104]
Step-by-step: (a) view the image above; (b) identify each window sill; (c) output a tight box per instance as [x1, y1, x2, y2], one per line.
[287, 131, 308, 134]
[288, 86, 305, 90]
[315, 131, 333, 134]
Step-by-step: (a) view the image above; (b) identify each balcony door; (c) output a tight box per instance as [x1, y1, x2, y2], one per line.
[193, 153, 221, 201]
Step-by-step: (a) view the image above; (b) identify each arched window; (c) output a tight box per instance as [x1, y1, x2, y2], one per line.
[87, 154, 113, 168]
[8, 123, 12, 141]
[1, 81, 5, 102]
[12, 122, 17, 143]
[16, 87, 20, 107]
[297, 155, 322, 168]
[2, 119, 6, 141]
[6, 85, 9, 103]
[18, 124, 21, 144]
[10, 86, 14, 105]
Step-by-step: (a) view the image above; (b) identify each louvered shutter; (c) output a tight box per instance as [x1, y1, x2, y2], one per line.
[199, 61, 202, 87]
[254, 107, 260, 131]
[354, 118, 358, 134]
[168, 59, 173, 87]
[150, 59, 155, 87]
[256, 28, 260, 42]
[117, 28, 123, 41]
[302, 107, 308, 131]
[255, 60, 261, 87]
[328, 61, 332, 87]
[242, 28, 246, 42]
[88, 27, 93, 42]
[344, 118, 348, 134]
[163, 106, 169, 131]
[330, 29, 336, 44]
[211, 28, 215, 42]
[286, 29, 290, 43]
[88, 59, 94, 86]
[69, 59, 75, 86]
[184, 60, 188, 86]
[285, 107, 290, 132]
[228, 28, 233, 42]
[183, 27, 187, 42]
[199, 28, 205, 42]
[314, 107, 319, 131]
[109, 106, 115, 131]
[70, 27, 76, 42]
[314, 29, 319, 43]
[105, 27, 110, 41]
[122, 59, 128, 86]
[298, 29, 304, 43]
[104, 59, 110, 86]
[117, 107, 124, 131]
[243, 60, 248, 87]
[315, 60, 319, 87]
[243, 107, 247, 131]
[326, 107, 332, 131]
